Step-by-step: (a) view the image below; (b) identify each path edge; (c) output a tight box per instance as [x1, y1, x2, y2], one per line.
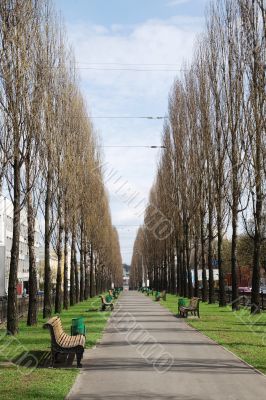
[149, 294, 266, 379]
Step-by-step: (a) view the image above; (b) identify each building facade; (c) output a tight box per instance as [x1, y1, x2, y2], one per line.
[38, 246, 71, 290]
[0, 195, 40, 296]
[123, 264, 130, 288]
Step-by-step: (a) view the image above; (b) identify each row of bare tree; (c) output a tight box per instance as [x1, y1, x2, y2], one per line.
[0, 0, 123, 335]
[130, 0, 265, 314]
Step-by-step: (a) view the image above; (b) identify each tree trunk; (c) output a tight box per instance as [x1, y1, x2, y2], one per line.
[63, 217, 69, 309]
[208, 200, 214, 304]
[251, 229, 261, 314]
[231, 203, 239, 310]
[194, 235, 199, 297]
[7, 153, 20, 335]
[185, 222, 192, 298]
[70, 231, 76, 306]
[79, 223, 84, 302]
[55, 201, 63, 313]
[43, 163, 52, 319]
[84, 244, 89, 300]
[26, 157, 38, 326]
[74, 238, 79, 303]
[90, 244, 95, 297]
[251, 118, 263, 314]
[170, 248, 176, 294]
[175, 236, 181, 295]
[216, 90, 226, 307]
[200, 211, 207, 302]
[182, 244, 187, 297]
[217, 213, 226, 306]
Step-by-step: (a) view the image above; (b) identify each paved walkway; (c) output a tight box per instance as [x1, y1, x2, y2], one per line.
[67, 291, 266, 400]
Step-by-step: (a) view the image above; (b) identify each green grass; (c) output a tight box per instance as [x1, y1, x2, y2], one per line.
[0, 295, 111, 400]
[160, 294, 266, 375]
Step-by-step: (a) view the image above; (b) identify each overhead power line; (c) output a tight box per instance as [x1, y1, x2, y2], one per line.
[116, 225, 140, 226]
[102, 145, 166, 148]
[76, 67, 181, 72]
[75, 62, 181, 66]
[91, 116, 168, 119]
[70, 115, 168, 120]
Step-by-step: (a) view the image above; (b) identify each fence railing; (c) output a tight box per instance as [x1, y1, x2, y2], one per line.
[0, 294, 56, 324]
[202, 289, 266, 310]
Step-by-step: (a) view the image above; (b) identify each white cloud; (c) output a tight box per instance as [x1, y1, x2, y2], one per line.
[167, 0, 191, 6]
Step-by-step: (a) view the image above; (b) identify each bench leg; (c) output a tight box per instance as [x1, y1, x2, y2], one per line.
[76, 351, 83, 368]
[54, 352, 60, 363]
[50, 350, 56, 367]
[179, 309, 186, 318]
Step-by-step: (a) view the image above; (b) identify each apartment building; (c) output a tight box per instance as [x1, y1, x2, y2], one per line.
[0, 195, 40, 296]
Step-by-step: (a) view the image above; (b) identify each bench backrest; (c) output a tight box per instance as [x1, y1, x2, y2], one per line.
[161, 290, 166, 300]
[44, 316, 64, 343]
[100, 295, 111, 305]
[189, 297, 199, 309]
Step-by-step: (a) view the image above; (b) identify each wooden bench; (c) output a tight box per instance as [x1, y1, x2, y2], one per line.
[43, 316, 85, 368]
[179, 297, 200, 318]
[100, 295, 114, 311]
[155, 290, 166, 301]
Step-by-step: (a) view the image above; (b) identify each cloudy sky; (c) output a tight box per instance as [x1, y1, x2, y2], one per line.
[54, 0, 209, 264]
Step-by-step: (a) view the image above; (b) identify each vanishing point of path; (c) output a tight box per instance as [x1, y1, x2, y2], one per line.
[67, 291, 266, 400]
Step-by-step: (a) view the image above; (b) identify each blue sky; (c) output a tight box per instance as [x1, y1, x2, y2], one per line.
[54, 0, 209, 264]
[55, 0, 208, 25]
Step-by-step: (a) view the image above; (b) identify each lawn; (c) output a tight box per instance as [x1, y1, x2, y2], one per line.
[160, 293, 266, 375]
[0, 295, 111, 400]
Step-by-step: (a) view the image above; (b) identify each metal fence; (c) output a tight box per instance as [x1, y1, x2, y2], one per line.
[0, 294, 56, 324]
[204, 289, 266, 310]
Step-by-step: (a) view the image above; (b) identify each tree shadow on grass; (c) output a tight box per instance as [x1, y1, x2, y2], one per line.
[233, 322, 266, 327]
[12, 350, 77, 369]
[189, 327, 266, 334]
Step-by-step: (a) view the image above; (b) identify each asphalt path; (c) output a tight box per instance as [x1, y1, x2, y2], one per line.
[67, 291, 266, 400]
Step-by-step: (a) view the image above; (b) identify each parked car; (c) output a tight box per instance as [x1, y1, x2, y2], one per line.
[238, 286, 252, 293]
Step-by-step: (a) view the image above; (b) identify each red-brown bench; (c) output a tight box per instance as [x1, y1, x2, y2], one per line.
[179, 297, 200, 318]
[100, 295, 114, 311]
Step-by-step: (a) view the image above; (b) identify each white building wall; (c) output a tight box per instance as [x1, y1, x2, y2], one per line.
[0, 195, 40, 296]
[0, 196, 7, 296]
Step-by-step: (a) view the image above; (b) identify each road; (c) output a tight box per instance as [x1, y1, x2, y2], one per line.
[67, 291, 266, 400]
